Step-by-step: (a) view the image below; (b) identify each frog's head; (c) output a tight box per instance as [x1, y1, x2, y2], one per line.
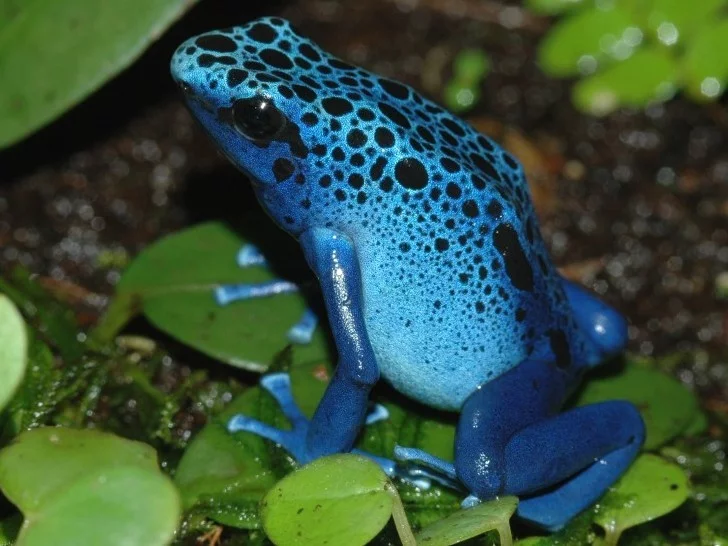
[170, 18, 315, 196]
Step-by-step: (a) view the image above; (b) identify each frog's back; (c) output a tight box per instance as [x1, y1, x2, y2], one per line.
[171, 18, 593, 410]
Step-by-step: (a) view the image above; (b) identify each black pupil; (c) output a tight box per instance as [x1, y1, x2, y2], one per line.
[232, 97, 284, 141]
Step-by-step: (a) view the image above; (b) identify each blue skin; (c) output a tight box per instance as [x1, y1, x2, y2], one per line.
[171, 17, 645, 531]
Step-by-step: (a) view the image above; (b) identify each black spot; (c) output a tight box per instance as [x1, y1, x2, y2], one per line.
[475, 301, 485, 313]
[292, 85, 317, 102]
[322, 97, 353, 116]
[440, 158, 459, 173]
[357, 108, 375, 121]
[435, 238, 449, 252]
[348, 173, 364, 189]
[394, 158, 428, 190]
[299, 43, 321, 61]
[416, 126, 436, 144]
[272, 158, 295, 182]
[378, 103, 411, 129]
[197, 54, 236, 67]
[516, 308, 526, 322]
[442, 117, 466, 137]
[301, 113, 318, 126]
[243, 60, 266, 71]
[380, 177, 394, 192]
[196, 34, 237, 53]
[478, 266, 488, 280]
[247, 23, 278, 43]
[185, 46, 196, 55]
[332, 147, 345, 161]
[487, 200, 503, 217]
[476, 134, 495, 152]
[503, 153, 519, 170]
[434, 300, 442, 309]
[347, 128, 367, 148]
[462, 200, 479, 218]
[260, 48, 293, 69]
[350, 153, 365, 167]
[548, 330, 571, 368]
[319, 175, 332, 187]
[312, 144, 326, 157]
[471, 153, 503, 181]
[379, 78, 410, 99]
[370, 157, 387, 180]
[492, 224, 534, 292]
[334, 189, 346, 201]
[329, 58, 357, 71]
[471, 174, 486, 190]
[227, 69, 248, 87]
[445, 183, 461, 199]
[400, 242, 411, 252]
[374, 127, 395, 148]
[357, 191, 367, 204]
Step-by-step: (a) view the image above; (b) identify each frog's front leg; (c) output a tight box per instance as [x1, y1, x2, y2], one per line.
[228, 228, 380, 464]
[455, 359, 645, 531]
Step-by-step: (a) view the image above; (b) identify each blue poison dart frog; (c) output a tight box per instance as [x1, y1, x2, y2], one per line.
[171, 17, 645, 531]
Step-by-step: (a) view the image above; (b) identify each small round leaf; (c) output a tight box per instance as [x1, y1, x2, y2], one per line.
[594, 454, 689, 543]
[0, 295, 28, 412]
[261, 454, 393, 546]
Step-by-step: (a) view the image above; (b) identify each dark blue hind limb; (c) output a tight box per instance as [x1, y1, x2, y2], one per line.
[455, 360, 644, 531]
[228, 228, 380, 464]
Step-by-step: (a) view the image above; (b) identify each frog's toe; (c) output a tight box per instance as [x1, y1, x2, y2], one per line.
[393, 446, 463, 491]
[227, 414, 293, 446]
[365, 403, 389, 425]
[215, 280, 299, 306]
[236, 244, 267, 267]
[286, 308, 319, 344]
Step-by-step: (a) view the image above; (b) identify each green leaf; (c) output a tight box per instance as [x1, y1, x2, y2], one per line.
[0, 268, 85, 362]
[97, 222, 329, 371]
[572, 48, 678, 116]
[415, 496, 518, 546]
[0, 0, 199, 149]
[174, 386, 286, 528]
[261, 454, 394, 546]
[682, 19, 728, 102]
[538, 6, 640, 77]
[525, 0, 587, 15]
[642, 0, 727, 47]
[574, 360, 700, 449]
[0, 295, 27, 412]
[594, 454, 689, 545]
[0, 427, 180, 546]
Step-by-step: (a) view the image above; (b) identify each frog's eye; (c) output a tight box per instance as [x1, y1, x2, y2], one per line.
[231, 96, 286, 142]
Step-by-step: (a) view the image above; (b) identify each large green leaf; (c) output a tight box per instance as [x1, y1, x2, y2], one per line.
[0, 427, 180, 546]
[0, 0, 198, 148]
[682, 19, 728, 102]
[537, 6, 639, 77]
[0, 295, 27, 413]
[96, 222, 329, 372]
[572, 48, 679, 116]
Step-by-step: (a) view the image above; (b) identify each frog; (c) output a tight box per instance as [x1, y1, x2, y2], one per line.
[170, 17, 645, 531]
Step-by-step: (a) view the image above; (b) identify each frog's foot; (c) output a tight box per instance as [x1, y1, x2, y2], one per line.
[228, 373, 311, 462]
[286, 308, 319, 345]
[393, 446, 464, 491]
[228, 373, 393, 469]
[236, 244, 267, 267]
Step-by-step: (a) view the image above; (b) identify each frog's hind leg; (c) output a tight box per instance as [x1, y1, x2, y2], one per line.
[455, 359, 644, 531]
